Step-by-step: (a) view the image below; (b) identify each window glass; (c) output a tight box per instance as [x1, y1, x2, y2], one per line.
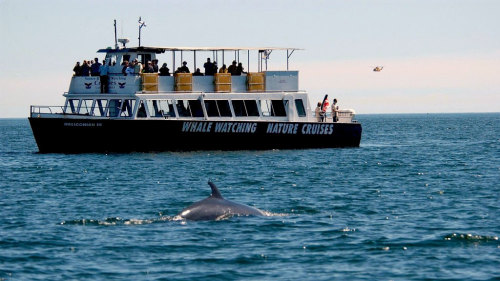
[93, 100, 108, 117]
[120, 99, 134, 117]
[261, 100, 272, 117]
[176, 100, 191, 117]
[147, 100, 175, 117]
[217, 100, 232, 117]
[232, 100, 246, 117]
[176, 100, 203, 117]
[188, 100, 204, 117]
[137, 100, 147, 118]
[66, 99, 79, 114]
[79, 99, 93, 115]
[271, 100, 287, 117]
[107, 99, 122, 117]
[137, 54, 152, 65]
[295, 99, 306, 117]
[245, 100, 259, 116]
[204, 100, 219, 117]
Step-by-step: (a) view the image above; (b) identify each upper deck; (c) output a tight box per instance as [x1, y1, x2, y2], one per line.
[69, 46, 301, 96]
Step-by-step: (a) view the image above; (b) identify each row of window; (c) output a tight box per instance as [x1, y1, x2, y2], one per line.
[65, 98, 307, 118]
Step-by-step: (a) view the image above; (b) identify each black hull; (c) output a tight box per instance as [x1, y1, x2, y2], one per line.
[28, 118, 362, 153]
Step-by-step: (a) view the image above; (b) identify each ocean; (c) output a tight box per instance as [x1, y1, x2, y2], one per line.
[0, 113, 499, 280]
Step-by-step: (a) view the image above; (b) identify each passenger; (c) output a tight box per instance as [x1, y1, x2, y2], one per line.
[236, 62, 246, 75]
[193, 68, 203, 76]
[133, 59, 142, 74]
[73, 62, 82, 76]
[331, 98, 339, 122]
[204, 58, 214, 75]
[212, 61, 218, 74]
[321, 98, 329, 122]
[143, 61, 154, 73]
[315, 102, 322, 122]
[174, 67, 182, 74]
[99, 60, 109, 93]
[91, 58, 101, 76]
[227, 60, 237, 75]
[159, 63, 170, 76]
[152, 59, 159, 73]
[81, 60, 90, 76]
[126, 61, 135, 76]
[219, 64, 228, 73]
[179, 61, 190, 73]
[122, 61, 129, 76]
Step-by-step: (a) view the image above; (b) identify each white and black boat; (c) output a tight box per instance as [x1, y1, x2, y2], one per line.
[29, 34, 361, 153]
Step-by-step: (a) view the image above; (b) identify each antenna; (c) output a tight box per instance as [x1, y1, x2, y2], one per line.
[114, 19, 118, 49]
[138, 16, 146, 47]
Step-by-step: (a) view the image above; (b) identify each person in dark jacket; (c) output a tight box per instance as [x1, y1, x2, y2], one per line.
[203, 58, 214, 75]
[227, 60, 237, 75]
[179, 61, 190, 73]
[159, 63, 170, 76]
[81, 60, 90, 76]
[73, 62, 82, 76]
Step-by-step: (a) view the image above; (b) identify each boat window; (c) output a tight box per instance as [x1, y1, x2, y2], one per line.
[176, 100, 203, 118]
[105, 54, 118, 66]
[232, 100, 259, 117]
[93, 99, 108, 117]
[261, 99, 287, 117]
[137, 100, 147, 118]
[107, 99, 122, 117]
[205, 100, 232, 117]
[120, 99, 134, 117]
[79, 99, 93, 115]
[147, 100, 175, 118]
[123, 54, 131, 63]
[137, 54, 152, 65]
[65, 99, 79, 114]
[295, 99, 306, 117]
[245, 100, 260, 116]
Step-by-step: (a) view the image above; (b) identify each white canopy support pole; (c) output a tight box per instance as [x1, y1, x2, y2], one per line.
[194, 50, 197, 71]
[173, 51, 176, 71]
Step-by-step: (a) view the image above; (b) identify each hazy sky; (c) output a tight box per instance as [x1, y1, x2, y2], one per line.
[1, 0, 499, 117]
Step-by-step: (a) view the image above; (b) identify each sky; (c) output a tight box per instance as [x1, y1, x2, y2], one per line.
[0, 0, 499, 117]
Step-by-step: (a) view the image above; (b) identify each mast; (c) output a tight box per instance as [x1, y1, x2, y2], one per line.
[138, 17, 146, 47]
[114, 19, 118, 49]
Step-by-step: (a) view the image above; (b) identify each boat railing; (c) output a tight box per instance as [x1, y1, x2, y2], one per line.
[30, 105, 66, 116]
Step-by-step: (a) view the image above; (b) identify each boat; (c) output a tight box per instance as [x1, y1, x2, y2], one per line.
[28, 25, 362, 153]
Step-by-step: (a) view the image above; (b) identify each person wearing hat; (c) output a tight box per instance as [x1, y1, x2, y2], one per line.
[133, 59, 143, 74]
[179, 61, 190, 73]
[159, 63, 170, 76]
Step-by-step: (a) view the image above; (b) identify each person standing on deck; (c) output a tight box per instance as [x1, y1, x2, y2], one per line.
[73, 62, 81, 76]
[331, 99, 339, 122]
[321, 98, 329, 122]
[204, 58, 214, 75]
[315, 102, 322, 122]
[179, 61, 190, 73]
[91, 58, 101, 76]
[99, 60, 109, 93]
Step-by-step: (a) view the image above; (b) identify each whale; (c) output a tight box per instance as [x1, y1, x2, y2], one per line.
[177, 181, 266, 221]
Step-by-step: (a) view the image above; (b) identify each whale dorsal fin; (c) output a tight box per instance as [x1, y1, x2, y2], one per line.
[208, 181, 223, 199]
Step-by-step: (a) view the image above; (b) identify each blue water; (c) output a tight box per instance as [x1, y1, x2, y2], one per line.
[1, 113, 499, 280]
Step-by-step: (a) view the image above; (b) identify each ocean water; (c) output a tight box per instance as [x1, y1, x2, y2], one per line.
[0, 113, 499, 280]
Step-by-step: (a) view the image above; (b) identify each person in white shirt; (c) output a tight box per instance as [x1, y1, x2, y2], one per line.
[331, 99, 339, 122]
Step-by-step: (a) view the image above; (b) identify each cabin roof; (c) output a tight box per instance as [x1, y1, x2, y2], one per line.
[97, 46, 303, 53]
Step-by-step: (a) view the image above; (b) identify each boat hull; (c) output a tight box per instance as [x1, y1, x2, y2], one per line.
[28, 117, 362, 153]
